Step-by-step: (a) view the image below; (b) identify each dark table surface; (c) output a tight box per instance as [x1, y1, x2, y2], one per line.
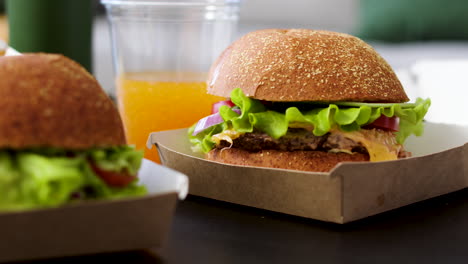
[13, 188, 468, 264]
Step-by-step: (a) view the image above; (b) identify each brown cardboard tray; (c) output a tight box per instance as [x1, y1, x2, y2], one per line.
[0, 159, 188, 262]
[148, 122, 467, 224]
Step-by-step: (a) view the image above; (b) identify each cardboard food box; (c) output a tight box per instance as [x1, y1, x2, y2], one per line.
[0, 159, 188, 263]
[148, 122, 467, 224]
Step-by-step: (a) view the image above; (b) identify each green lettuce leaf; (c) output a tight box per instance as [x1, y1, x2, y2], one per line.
[189, 88, 431, 153]
[0, 146, 146, 212]
[188, 122, 225, 153]
[88, 146, 143, 176]
[229, 88, 267, 132]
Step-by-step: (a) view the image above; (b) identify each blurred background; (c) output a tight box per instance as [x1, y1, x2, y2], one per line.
[1, 0, 467, 124]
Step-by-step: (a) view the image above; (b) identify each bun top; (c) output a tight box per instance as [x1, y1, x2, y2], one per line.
[207, 29, 409, 103]
[0, 53, 126, 149]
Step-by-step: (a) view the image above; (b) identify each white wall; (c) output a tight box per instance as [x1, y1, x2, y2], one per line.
[239, 0, 359, 34]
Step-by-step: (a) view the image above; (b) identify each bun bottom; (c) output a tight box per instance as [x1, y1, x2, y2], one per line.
[207, 148, 369, 172]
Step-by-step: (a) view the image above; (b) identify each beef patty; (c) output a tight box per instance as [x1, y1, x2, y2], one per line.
[217, 128, 367, 154]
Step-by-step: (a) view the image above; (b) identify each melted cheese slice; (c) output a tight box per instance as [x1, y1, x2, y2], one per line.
[332, 129, 401, 162]
[211, 129, 242, 146]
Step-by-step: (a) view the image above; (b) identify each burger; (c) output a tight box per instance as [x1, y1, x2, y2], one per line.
[0, 53, 146, 211]
[189, 29, 430, 172]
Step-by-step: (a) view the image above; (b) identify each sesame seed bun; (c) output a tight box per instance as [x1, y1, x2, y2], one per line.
[207, 29, 409, 103]
[207, 148, 369, 172]
[0, 53, 126, 149]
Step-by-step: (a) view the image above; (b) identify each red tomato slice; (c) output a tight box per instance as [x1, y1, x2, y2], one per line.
[90, 162, 136, 187]
[366, 115, 400, 132]
[211, 100, 235, 114]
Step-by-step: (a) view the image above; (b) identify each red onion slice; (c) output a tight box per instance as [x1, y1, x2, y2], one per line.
[192, 108, 241, 136]
[192, 113, 224, 136]
[212, 100, 235, 114]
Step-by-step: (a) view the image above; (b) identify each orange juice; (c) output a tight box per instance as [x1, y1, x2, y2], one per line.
[117, 72, 224, 163]
[0, 15, 8, 43]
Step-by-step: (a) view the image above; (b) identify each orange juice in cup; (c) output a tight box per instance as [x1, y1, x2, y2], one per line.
[102, 0, 240, 163]
[117, 72, 224, 163]
[0, 39, 6, 56]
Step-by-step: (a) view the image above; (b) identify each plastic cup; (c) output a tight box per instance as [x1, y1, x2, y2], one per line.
[0, 39, 6, 56]
[101, 0, 240, 163]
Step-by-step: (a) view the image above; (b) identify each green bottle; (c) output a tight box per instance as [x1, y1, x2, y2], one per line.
[6, 0, 92, 72]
